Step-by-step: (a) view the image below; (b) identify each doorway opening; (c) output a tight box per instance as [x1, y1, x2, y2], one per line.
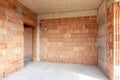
[24, 24, 33, 65]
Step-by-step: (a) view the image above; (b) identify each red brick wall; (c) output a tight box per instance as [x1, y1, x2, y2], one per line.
[106, 2, 120, 80]
[0, 13, 24, 78]
[40, 16, 98, 65]
[0, 0, 37, 79]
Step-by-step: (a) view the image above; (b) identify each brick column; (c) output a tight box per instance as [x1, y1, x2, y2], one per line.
[106, 2, 120, 80]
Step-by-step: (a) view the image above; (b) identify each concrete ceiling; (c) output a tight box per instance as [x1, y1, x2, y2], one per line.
[17, 0, 102, 14]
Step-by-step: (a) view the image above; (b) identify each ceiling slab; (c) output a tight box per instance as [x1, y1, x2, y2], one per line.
[18, 0, 102, 14]
[39, 10, 97, 19]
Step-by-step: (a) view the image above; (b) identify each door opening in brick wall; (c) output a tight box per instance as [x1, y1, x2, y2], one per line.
[24, 24, 33, 65]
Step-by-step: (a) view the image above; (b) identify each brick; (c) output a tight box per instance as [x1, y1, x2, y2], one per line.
[15, 13, 24, 19]
[0, 43, 7, 49]
[3, 21, 11, 29]
[0, 63, 10, 72]
[0, 7, 5, 13]
[5, 9, 16, 17]
[8, 16, 18, 24]
[0, 20, 3, 27]
[4, 36, 13, 43]
[0, 35, 4, 42]
[88, 28, 98, 33]
[0, 28, 7, 34]
[7, 0, 15, 4]
[89, 16, 97, 20]
[0, 50, 4, 57]
[0, 0, 9, 8]
[15, 31, 23, 36]
[15, 1, 24, 9]
[16, 64, 24, 71]
[14, 23, 24, 31]
[3, 68, 16, 77]
[0, 13, 6, 21]
[9, 2, 16, 10]
[11, 60, 20, 66]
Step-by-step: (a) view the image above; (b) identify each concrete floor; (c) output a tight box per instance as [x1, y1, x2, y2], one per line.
[3, 62, 109, 80]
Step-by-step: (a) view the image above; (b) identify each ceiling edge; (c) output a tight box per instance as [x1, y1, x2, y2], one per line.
[39, 9, 97, 20]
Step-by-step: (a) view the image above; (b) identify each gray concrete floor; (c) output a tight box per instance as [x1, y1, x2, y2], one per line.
[3, 62, 109, 80]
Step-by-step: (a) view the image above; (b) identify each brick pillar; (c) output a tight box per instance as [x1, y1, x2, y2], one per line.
[106, 4, 114, 80]
[106, 2, 120, 80]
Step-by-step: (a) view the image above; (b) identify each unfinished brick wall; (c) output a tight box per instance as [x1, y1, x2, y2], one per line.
[10, 0, 37, 61]
[0, 9, 24, 78]
[106, 2, 120, 80]
[0, 0, 37, 79]
[40, 16, 98, 65]
[8, 0, 37, 62]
